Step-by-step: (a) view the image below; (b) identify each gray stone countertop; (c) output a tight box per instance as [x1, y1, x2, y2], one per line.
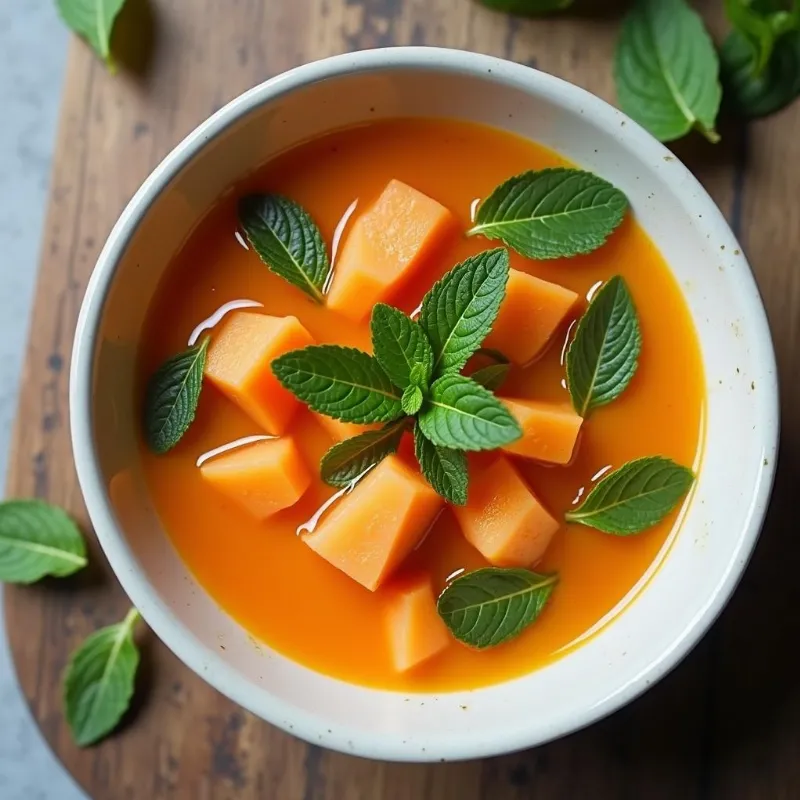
[0, 3, 85, 799]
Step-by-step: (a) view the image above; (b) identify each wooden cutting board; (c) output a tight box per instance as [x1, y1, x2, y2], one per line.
[5, 0, 800, 797]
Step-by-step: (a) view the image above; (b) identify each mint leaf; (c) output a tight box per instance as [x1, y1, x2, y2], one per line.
[413, 424, 468, 505]
[0, 500, 87, 584]
[723, 0, 799, 76]
[722, 29, 800, 117]
[56, 0, 127, 68]
[239, 194, 329, 303]
[418, 374, 521, 451]
[614, 0, 722, 143]
[63, 608, 140, 746]
[401, 385, 424, 415]
[468, 170, 628, 260]
[468, 348, 511, 392]
[320, 420, 406, 487]
[371, 303, 434, 390]
[419, 249, 509, 376]
[437, 567, 558, 648]
[566, 276, 641, 417]
[479, 0, 572, 11]
[470, 363, 510, 391]
[144, 338, 209, 454]
[565, 456, 694, 534]
[272, 345, 403, 423]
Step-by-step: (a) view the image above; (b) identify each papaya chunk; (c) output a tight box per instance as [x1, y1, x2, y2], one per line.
[303, 455, 443, 591]
[453, 456, 559, 567]
[326, 180, 454, 321]
[201, 437, 311, 520]
[205, 311, 314, 434]
[502, 398, 583, 465]
[384, 572, 450, 672]
[485, 268, 578, 364]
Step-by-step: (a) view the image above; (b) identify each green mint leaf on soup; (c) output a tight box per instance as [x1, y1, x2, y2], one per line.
[239, 194, 330, 303]
[468, 348, 511, 392]
[413, 424, 468, 505]
[371, 303, 434, 390]
[479, 0, 573, 13]
[437, 567, 558, 648]
[468, 170, 628, 260]
[401, 385, 424, 415]
[722, 29, 800, 118]
[566, 276, 641, 417]
[470, 363, 511, 391]
[56, 0, 127, 69]
[565, 456, 694, 534]
[144, 338, 209, 454]
[0, 500, 87, 584]
[63, 608, 141, 747]
[417, 374, 521, 451]
[272, 345, 403, 423]
[320, 420, 406, 487]
[419, 248, 509, 377]
[614, 0, 722, 143]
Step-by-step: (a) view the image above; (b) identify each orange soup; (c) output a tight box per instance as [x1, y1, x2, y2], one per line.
[139, 118, 704, 691]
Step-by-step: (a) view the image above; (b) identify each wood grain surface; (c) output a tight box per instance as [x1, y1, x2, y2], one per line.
[5, 0, 800, 797]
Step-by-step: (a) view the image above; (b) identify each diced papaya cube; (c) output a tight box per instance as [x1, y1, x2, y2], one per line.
[327, 180, 454, 321]
[312, 412, 379, 442]
[200, 437, 311, 520]
[303, 455, 443, 591]
[501, 398, 583, 465]
[484, 268, 578, 364]
[205, 311, 314, 434]
[384, 572, 450, 672]
[453, 456, 559, 568]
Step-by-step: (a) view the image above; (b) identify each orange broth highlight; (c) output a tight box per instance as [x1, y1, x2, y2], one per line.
[138, 118, 704, 692]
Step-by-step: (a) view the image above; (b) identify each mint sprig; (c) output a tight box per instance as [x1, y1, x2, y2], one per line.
[272, 249, 521, 502]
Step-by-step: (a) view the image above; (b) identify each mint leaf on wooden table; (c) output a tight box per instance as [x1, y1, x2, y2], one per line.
[438, 567, 558, 648]
[419, 248, 510, 376]
[414, 424, 468, 506]
[417, 374, 521, 451]
[468, 170, 628, 260]
[143, 338, 209, 454]
[565, 456, 694, 534]
[566, 276, 641, 417]
[401, 385, 424, 415]
[56, 0, 127, 69]
[320, 420, 407, 487]
[371, 303, 434, 390]
[239, 194, 330, 303]
[63, 608, 141, 747]
[723, 0, 799, 76]
[722, 28, 800, 117]
[614, 0, 722, 143]
[272, 345, 403, 423]
[0, 500, 87, 584]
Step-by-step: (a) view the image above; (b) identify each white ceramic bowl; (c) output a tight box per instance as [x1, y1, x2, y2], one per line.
[70, 47, 779, 762]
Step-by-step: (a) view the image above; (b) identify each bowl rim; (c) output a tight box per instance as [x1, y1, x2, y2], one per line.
[70, 46, 779, 762]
